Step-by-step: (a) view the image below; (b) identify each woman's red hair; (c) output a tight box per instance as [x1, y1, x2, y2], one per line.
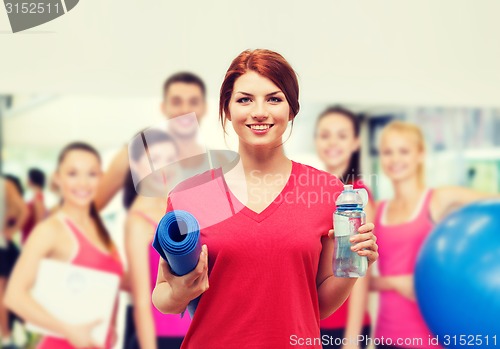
[219, 49, 300, 132]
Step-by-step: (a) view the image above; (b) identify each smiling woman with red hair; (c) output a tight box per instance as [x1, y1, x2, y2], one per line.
[152, 49, 379, 349]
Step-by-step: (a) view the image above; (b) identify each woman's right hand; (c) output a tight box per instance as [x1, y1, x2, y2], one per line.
[62, 320, 102, 348]
[160, 244, 209, 308]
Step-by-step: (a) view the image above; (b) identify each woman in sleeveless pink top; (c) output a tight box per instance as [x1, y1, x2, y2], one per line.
[315, 106, 373, 348]
[37, 216, 123, 349]
[4, 142, 124, 349]
[372, 122, 497, 349]
[125, 129, 190, 349]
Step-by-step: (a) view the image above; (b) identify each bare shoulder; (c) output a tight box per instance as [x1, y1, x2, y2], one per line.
[30, 215, 62, 238]
[125, 211, 152, 230]
[431, 186, 462, 207]
[126, 198, 146, 227]
[430, 186, 469, 222]
[125, 209, 155, 243]
[125, 219, 154, 253]
[23, 215, 67, 251]
[432, 186, 455, 197]
[127, 196, 142, 213]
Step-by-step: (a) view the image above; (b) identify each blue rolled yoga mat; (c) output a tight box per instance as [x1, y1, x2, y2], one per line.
[152, 210, 202, 318]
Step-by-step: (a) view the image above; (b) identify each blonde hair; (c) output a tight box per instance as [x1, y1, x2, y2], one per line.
[379, 120, 426, 185]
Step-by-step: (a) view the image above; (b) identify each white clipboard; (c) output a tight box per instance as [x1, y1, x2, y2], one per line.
[26, 259, 120, 347]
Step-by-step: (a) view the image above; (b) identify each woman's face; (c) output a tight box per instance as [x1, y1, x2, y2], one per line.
[379, 131, 423, 182]
[134, 141, 178, 192]
[55, 150, 101, 208]
[228, 71, 291, 148]
[315, 113, 360, 170]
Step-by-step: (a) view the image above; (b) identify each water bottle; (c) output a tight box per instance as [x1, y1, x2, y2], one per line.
[333, 184, 368, 278]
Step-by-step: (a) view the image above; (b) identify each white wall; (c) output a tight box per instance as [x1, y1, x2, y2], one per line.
[0, 0, 499, 106]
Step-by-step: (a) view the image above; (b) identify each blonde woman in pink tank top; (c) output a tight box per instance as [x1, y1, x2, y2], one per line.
[371, 121, 497, 349]
[4, 142, 125, 349]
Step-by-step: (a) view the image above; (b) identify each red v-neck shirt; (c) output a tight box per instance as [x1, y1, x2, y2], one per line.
[166, 161, 344, 349]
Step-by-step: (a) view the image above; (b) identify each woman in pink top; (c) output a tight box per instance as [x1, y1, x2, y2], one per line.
[5, 142, 124, 349]
[371, 121, 497, 349]
[125, 130, 191, 349]
[315, 106, 373, 349]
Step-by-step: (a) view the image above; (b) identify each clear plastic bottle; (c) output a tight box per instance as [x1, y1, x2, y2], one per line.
[333, 184, 368, 278]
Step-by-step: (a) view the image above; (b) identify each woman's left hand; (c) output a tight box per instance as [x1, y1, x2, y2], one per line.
[328, 223, 378, 267]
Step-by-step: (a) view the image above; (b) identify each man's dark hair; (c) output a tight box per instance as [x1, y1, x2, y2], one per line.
[163, 72, 206, 98]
